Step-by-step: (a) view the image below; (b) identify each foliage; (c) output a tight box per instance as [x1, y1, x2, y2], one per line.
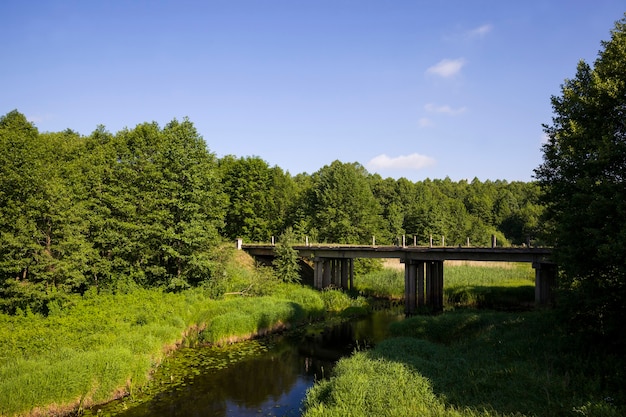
[535, 15, 626, 350]
[318, 288, 368, 313]
[273, 227, 301, 283]
[304, 310, 626, 417]
[218, 155, 292, 242]
[0, 114, 227, 311]
[308, 161, 383, 244]
[0, 282, 329, 416]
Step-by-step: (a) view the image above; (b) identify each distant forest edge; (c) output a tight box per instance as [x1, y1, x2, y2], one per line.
[0, 110, 543, 313]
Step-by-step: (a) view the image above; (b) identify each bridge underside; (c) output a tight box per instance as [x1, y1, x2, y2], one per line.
[310, 256, 556, 315]
[241, 244, 556, 315]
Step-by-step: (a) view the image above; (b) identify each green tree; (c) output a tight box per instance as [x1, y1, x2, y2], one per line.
[309, 161, 383, 244]
[219, 156, 276, 242]
[535, 15, 626, 348]
[86, 119, 225, 289]
[272, 227, 301, 283]
[0, 112, 96, 312]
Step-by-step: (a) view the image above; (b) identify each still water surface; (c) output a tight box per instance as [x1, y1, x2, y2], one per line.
[88, 308, 404, 417]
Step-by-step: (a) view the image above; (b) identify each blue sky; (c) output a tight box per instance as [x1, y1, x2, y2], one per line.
[2, 1, 624, 181]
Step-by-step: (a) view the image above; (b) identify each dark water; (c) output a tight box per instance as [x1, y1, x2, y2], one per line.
[88, 308, 404, 417]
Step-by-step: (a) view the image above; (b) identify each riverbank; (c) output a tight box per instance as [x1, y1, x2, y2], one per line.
[0, 282, 369, 417]
[303, 308, 625, 416]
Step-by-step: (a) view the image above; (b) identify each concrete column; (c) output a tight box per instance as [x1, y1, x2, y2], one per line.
[404, 260, 417, 315]
[322, 259, 331, 288]
[416, 261, 425, 308]
[426, 261, 444, 313]
[341, 259, 349, 289]
[313, 257, 324, 289]
[349, 259, 354, 290]
[533, 262, 557, 306]
[333, 259, 341, 287]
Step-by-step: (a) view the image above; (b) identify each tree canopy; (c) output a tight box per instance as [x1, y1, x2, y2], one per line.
[0, 109, 544, 313]
[535, 15, 626, 348]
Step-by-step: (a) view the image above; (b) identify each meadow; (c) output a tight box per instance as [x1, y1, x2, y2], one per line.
[0, 249, 366, 417]
[304, 262, 625, 417]
[354, 260, 535, 310]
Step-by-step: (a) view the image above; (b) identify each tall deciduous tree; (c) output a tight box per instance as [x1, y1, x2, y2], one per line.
[535, 15, 626, 348]
[309, 161, 382, 244]
[86, 119, 226, 289]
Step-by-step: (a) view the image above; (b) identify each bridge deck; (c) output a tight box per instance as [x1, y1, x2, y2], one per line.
[242, 244, 552, 264]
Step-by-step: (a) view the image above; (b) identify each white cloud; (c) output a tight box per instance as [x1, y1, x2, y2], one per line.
[418, 117, 433, 128]
[426, 58, 466, 77]
[367, 153, 436, 171]
[424, 103, 467, 115]
[468, 24, 493, 38]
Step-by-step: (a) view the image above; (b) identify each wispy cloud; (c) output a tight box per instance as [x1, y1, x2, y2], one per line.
[468, 24, 493, 38]
[418, 117, 433, 128]
[424, 103, 467, 115]
[426, 58, 466, 77]
[367, 153, 436, 171]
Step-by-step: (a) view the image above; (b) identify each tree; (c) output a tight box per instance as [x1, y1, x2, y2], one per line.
[86, 119, 226, 289]
[535, 15, 626, 348]
[309, 161, 383, 244]
[273, 227, 301, 283]
[219, 156, 276, 242]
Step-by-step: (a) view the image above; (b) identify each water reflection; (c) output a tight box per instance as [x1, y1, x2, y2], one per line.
[89, 308, 403, 417]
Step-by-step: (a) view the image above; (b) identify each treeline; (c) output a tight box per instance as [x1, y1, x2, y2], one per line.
[0, 110, 543, 313]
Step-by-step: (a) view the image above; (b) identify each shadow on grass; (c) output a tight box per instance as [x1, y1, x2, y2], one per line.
[365, 309, 624, 416]
[444, 285, 535, 311]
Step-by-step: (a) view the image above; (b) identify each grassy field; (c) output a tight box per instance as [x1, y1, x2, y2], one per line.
[304, 262, 624, 416]
[354, 260, 535, 309]
[0, 248, 368, 417]
[303, 310, 624, 417]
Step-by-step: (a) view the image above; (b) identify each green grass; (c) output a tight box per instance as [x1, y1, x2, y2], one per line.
[354, 262, 535, 309]
[304, 310, 625, 417]
[0, 282, 339, 417]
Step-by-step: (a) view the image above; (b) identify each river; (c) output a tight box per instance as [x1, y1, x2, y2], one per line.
[87, 307, 404, 417]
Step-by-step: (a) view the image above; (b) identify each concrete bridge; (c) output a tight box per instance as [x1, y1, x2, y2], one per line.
[240, 243, 555, 314]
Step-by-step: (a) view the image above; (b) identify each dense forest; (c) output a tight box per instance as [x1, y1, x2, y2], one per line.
[0, 109, 543, 314]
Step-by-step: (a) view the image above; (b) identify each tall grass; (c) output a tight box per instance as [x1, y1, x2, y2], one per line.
[354, 261, 535, 309]
[0, 281, 339, 417]
[304, 310, 625, 416]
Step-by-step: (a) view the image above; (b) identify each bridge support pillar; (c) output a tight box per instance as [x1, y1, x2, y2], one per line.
[313, 258, 324, 289]
[403, 259, 443, 315]
[313, 257, 354, 290]
[426, 261, 444, 313]
[340, 259, 350, 289]
[403, 260, 425, 315]
[533, 262, 557, 306]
